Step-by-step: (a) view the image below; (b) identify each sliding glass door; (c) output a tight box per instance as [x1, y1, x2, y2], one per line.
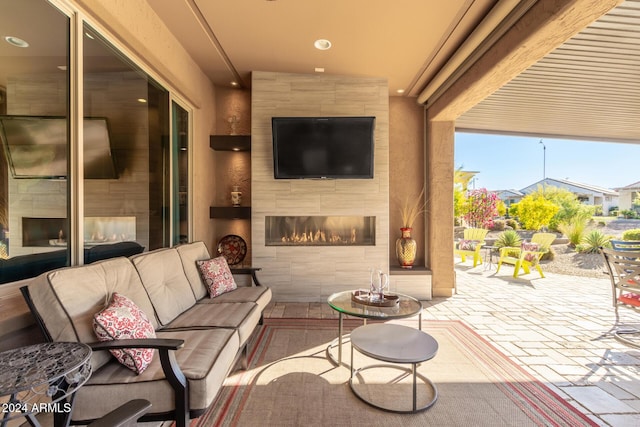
[0, 0, 191, 284]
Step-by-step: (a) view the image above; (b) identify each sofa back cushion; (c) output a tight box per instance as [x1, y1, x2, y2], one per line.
[27, 257, 158, 370]
[175, 241, 211, 300]
[131, 248, 197, 326]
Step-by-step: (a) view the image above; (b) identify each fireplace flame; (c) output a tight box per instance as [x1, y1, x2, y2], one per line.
[280, 227, 356, 244]
[266, 216, 374, 246]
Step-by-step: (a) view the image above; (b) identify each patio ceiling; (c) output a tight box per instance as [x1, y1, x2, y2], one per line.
[456, 0, 640, 144]
[145, 0, 636, 144]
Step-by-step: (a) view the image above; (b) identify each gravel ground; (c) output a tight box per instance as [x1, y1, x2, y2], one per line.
[539, 244, 606, 278]
[486, 218, 640, 279]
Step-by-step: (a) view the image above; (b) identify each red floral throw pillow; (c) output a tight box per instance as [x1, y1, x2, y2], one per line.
[521, 241, 541, 263]
[458, 239, 480, 251]
[93, 293, 156, 374]
[197, 256, 238, 298]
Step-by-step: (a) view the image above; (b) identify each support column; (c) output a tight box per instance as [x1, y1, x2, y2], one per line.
[426, 116, 455, 297]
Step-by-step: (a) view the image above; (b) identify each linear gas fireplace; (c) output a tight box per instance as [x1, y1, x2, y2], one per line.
[265, 216, 375, 246]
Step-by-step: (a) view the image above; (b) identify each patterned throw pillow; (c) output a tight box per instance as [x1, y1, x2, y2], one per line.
[93, 293, 156, 374]
[458, 239, 479, 251]
[521, 241, 541, 263]
[197, 256, 238, 298]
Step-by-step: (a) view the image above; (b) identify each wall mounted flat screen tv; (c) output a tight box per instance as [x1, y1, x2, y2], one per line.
[0, 115, 118, 179]
[272, 116, 375, 179]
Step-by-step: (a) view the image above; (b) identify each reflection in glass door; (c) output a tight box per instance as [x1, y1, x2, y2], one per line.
[172, 102, 189, 245]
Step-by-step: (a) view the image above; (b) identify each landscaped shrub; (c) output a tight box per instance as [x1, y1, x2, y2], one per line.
[462, 188, 499, 229]
[622, 229, 640, 240]
[577, 230, 611, 253]
[558, 220, 586, 248]
[453, 186, 465, 225]
[541, 246, 555, 261]
[620, 209, 637, 219]
[509, 194, 559, 231]
[494, 230, 521, 249]
[531, 185, 594, 231]
[593, 205, 603, 216]
[505, 218, 519, 230]
[491, 220, 506, 231]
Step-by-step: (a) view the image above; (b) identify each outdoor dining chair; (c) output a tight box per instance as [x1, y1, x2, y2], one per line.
[600, 247, 640, 348]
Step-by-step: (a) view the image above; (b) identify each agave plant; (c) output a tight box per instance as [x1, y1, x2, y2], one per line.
[494, 229, 522, 249]
[577, 230, 611, 253]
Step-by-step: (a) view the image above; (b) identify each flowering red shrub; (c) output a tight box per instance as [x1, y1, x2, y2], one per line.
[463, 188, 499, 229]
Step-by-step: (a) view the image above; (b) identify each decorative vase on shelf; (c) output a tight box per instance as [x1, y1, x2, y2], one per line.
[231, 186, 242, 207]
[396, 227, 417, 269]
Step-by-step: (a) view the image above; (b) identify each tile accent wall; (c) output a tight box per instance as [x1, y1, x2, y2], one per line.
[251, 71, 389, 301]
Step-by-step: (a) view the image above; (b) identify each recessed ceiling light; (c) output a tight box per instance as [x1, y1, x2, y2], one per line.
[231, 81, 238, 87]
[314, 67, 325, 73]
[137, 98, 147, 103]
[232, 147, 241, 152]
[314, 39, 331, 50]
[4, 36, 29, 48]
[396, 89, 405, 94]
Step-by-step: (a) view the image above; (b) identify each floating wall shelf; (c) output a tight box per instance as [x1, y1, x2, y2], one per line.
[209, 135, 250, 151]
[210, 206, 251, 219]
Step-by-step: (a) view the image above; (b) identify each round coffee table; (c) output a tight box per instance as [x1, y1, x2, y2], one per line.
[326, 290, 423, 366]
[349, 323, 438, 413]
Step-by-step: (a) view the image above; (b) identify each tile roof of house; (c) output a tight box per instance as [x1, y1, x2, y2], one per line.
[521, 178, 619, 196]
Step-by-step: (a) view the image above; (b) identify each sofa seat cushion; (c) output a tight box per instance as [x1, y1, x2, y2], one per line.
[131, 248, 197, 326]
[163, 302, 261, 346]
[27, 257, 159, 371]
[71, 328, 240, 422]
[197, 286, 272, 312]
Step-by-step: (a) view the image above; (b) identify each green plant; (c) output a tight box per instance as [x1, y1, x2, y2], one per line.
[505, 218, 519, 230]
[494, 230, 522, 249]
[622, 228, 640, 240]
[531, 185, 594, 231]
[558, 220, 587, 248]
[577, 230, 611, 253]
[620, 209, 637, 219]
[491, 220, 506, 231]
[510, 194, 559, 231]
[540, 246, 555, 261]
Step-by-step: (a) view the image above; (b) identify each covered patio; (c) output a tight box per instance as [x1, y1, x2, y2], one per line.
[264, 266, 640, 426]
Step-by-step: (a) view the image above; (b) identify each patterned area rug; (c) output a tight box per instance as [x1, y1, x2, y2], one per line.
[193, 318, 595, 427]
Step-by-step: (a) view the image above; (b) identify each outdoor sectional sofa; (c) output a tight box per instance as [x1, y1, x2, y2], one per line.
[21, 241, 271, 427]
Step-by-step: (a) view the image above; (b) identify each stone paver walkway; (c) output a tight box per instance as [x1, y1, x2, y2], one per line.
[429, 263, 640, 426]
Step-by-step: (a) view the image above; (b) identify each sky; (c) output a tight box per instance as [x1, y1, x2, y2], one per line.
[454, 132, 640, 192]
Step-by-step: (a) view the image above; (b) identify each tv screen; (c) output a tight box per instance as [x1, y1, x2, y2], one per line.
[0, 115, 118, 179]
[272, 116, 375, 179]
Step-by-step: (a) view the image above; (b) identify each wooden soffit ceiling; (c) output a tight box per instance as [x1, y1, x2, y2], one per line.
[457, 0, 640, 143]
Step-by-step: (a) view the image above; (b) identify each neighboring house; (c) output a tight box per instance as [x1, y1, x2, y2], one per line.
[519, 178, 619, 213]
[614, 180, 640, 211]
[494, 189, 525, 208]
